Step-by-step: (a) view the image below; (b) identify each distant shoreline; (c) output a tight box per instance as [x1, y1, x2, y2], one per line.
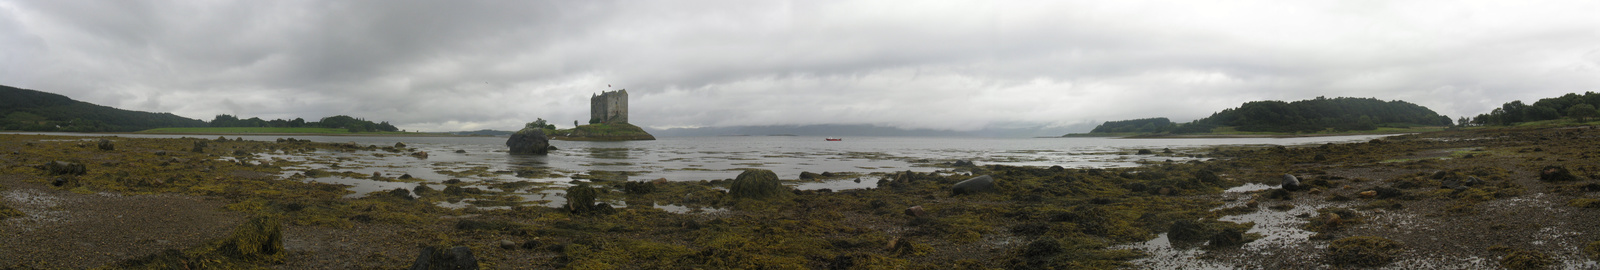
[1, 131, 484, 137]
[1053, 131, 1424, 139]
[130, 132, 475, 137]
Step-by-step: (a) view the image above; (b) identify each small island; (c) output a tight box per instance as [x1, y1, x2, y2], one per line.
[549, 90, 656, 141]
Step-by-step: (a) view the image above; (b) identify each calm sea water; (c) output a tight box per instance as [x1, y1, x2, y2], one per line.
[7, 132, 1393, 195]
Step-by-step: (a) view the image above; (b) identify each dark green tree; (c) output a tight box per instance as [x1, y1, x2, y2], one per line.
[1567, 104, 1598, 121]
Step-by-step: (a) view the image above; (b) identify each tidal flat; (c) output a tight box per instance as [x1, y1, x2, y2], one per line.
[2, 128, 1600, 269]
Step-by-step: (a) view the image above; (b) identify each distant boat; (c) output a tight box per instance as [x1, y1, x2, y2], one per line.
[825, 137, 842, 141]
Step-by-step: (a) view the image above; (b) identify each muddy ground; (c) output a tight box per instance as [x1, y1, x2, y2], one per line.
[1, 126, 1599, 269]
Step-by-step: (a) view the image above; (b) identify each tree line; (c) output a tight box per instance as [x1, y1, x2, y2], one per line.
[1469, 92, 1600, 126]
[1089, 97, 1453, 134]
[210, 114, 400, 132]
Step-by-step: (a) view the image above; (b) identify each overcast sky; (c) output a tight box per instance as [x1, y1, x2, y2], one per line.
[2, 1, 1598, 132]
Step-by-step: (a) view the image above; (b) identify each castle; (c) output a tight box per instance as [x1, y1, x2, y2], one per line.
[589, 89, 628, 124]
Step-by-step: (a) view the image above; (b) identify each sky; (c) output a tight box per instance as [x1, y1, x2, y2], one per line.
[2, 1, 1598, 133]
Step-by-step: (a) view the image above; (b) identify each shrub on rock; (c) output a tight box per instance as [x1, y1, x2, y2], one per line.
[506, 128, 552, 155]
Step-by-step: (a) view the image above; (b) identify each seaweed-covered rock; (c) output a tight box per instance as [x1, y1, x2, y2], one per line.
[728, 169, 786, 199]
[951, 160, 977, 167]
[1207, 227, 1248, 248]
[1538, 166, 1579, 182]
[97, 139, 114, 151]
[223, 215, 285, 263]
[623, 181, 656, 195]
[1500, 249, 1553, 270]
[40, 161, 86, 176]
[951, 175, 996, 195]
[408, 246, 479, 270]
[191, 141, 207, 153]
[506, 128, 552, 155]
[1167, 220, 1210, 241]
[564, 185, 600, 214]
[799, 171, 822, 180]
[1325, 236, 1401, 267]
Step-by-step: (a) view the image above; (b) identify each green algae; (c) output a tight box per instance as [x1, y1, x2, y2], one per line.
[108, 215, 285, 269]
[0, 201, 21, 219]
[1585, 240, 1600, 261]
[1498, 248, 1554, 270]
[1325, 236, 1402, 267]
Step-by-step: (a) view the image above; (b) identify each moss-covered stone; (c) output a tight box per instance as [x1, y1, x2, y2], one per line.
[1325, 236, 1402, 267]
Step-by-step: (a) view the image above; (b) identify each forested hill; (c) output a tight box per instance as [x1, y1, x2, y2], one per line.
[0, 84, 206, 132]
[1470, 92, 1600, 125]
[1086, 97, 1452, 134]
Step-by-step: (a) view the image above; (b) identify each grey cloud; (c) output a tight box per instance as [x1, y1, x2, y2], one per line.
[2, 0, 1598, 133]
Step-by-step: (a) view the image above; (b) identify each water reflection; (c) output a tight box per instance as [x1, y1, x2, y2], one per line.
[586, 147, 632, 160]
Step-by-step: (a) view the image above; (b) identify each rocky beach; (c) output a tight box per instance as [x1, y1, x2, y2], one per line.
[2, 126, 1599, 269]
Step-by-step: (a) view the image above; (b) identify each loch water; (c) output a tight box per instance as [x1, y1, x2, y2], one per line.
[7, 132, 1392, 196]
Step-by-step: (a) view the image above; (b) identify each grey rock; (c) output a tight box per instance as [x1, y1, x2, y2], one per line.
[1281, 174, 1301, 190]
[498, 240, 517, 250]
[904, 205, 927, 217]
[505, 128, 552, 155]
[951, 175, 997, 195]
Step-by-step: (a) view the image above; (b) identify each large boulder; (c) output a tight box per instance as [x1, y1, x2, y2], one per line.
[951, 175, 996, 195]
[729, 169, 787, 199]
[506, 128, 552, 155]
[1281, 174, 1302, 191]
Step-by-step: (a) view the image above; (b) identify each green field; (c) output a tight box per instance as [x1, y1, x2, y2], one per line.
[136, 127, 424, 135]
[1063, 125, 1452, 138]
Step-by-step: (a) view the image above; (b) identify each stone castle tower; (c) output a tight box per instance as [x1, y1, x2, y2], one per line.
[589, 89, 628, 124]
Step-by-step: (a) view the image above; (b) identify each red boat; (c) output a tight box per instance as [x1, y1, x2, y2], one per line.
[825, 137, 842, 141]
